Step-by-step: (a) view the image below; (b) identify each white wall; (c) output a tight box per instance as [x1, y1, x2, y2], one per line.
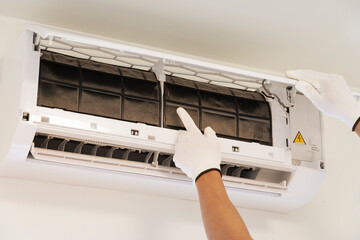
[0, 16, 359, 240]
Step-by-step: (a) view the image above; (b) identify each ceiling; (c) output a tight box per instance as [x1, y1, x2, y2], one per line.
[0, 0, 359, 88]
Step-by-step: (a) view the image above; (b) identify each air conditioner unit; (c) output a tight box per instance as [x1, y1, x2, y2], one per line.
[0, 25, 325, 212]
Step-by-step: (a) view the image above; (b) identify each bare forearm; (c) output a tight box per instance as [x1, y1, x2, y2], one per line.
[196, 171, 252, 240]
[355, 120, 360, 137]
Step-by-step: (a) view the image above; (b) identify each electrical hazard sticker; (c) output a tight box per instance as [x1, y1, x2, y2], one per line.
[293, 131, 306, 145]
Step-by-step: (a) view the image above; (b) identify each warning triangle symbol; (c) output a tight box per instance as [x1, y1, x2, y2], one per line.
[293, 131, 306, 145]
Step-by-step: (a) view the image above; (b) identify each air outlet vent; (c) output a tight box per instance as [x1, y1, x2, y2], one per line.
[30, 134, 290, 190]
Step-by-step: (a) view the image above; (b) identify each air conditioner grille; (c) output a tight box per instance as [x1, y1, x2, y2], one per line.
[31, 134, 289, 188]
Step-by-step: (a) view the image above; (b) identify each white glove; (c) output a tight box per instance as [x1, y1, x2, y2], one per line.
[173, 107, 222, 183]
[286, 70, 360, 130]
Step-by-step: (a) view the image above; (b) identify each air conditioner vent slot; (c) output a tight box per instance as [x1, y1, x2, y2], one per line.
[64, 140, 82, 153]
[220, 163, 290, 186]
[32, 134, 165, 165]
[222, 165, 259, 179]
[31, 134, 290, 188]
[157, 154, 175, 167]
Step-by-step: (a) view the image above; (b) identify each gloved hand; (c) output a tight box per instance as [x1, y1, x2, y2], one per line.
[173, 107, 222, 183]
[286, 70, 360, 130]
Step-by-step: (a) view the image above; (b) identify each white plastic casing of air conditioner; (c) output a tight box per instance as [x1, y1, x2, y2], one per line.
[0, 25, 326, 213]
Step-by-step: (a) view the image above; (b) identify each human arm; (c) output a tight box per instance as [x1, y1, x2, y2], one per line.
[354, 119, 360, 137]
[196, 170, 252, 240]
[173, 107, 252, 240]
[286, 70, 360, 136]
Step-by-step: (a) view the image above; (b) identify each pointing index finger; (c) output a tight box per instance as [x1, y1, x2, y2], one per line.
[176, 107, 200, 133]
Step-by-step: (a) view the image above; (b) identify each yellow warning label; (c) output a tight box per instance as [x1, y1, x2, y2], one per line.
[293, 131, 306, 145]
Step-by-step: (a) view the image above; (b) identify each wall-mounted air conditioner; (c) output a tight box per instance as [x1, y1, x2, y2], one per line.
[0, 25, 325, 212]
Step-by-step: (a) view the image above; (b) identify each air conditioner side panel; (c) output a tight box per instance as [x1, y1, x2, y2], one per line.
[0, 29, 40, 164]
[0, 31, 27, 163]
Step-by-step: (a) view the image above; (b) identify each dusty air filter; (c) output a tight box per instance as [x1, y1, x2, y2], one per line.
[38, 50, 272, 145]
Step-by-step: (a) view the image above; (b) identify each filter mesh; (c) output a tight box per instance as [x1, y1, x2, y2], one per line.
[38, 50, 272, 145]
[40, 37, 263, 90]
[38, 50, 161, 126]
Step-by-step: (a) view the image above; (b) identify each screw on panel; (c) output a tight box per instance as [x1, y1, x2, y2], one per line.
[232, 146, 239, 152]
[22, 112, 30, 121]
[131, 129, 139, 136]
